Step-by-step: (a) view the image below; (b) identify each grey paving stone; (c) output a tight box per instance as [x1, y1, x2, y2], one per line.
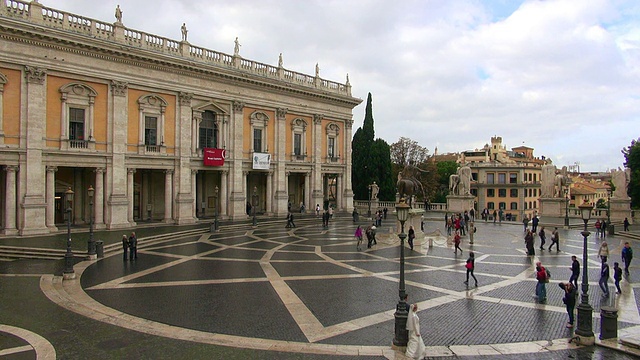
[201, 247, 266, 260]
[272, 261, 360, 277]
[80, 254, 178, 289]
[127, 259, 265, 283]
[147, 242, 221, 256]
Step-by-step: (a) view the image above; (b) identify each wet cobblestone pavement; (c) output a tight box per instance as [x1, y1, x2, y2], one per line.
[1, 215, 640, 359]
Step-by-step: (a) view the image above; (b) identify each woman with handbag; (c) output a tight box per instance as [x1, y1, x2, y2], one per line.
[464, 251, 478, 287]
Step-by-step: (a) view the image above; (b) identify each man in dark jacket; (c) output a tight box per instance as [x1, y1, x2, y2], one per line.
[569, 256, 580, 288]
[599, 261, 610, 297]
[128, 231, 138, 261]
[559, 282, 577, 328]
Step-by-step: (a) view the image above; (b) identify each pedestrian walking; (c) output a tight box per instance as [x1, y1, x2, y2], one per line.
[535, 261, 548, 303]
[522, 216, 529, 233]
[354, 225, 363, 251]
[599, 261, 610, 297]
[548, 227, 560, 252]
[531, 215, 539, 233]
[601, 220, 608, 238]
[453, 230, 462, 255]
[420, 214, 424, 232]
[493, 209, 497, 223]
[624, 217, 630, 231]
[408, 225, 415, 251]
[595, 219, 601, 237]
[622, 242, 633, 275]
[469, 208, 475, 222]
[464, 251, 478, 287]
[370, 225, 377, 246]
[569, 255, 580, 288]
[315, 204, 320, 216]
[285, 212, 296, 228]
[405, 303, 426, 359]
[559, 282, 577, 328]
[121, 234, 128, 261]
[383, 207, 388, 219]
[538, 227, 546, 251]
[614, 262, 623, 294]
[128, 231, 138, 261]
[525, 230, 535, 256]
[366, 225, 373, 248]
[598, 241, 609, 263]
[352, 208, 359, 222]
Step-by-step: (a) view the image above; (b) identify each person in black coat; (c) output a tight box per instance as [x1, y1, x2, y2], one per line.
[408, 226, 415, 251]
[122, 235, 128, 261]
[128, 231, 138, 261]
[559, 282, 577, 328]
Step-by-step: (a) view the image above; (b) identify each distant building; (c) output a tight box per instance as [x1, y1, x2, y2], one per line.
[459, 136, 546, 221]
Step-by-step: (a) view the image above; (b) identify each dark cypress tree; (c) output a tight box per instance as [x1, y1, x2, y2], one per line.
[371, 138, 395, 201]
[352, 93, 375, 200]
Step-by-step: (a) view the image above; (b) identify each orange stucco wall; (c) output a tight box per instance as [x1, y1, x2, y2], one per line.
[0, 68, 21, 145]
[127, 90, 176, 153]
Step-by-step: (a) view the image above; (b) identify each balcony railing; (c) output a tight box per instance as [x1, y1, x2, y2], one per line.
[2, 0, 352, 97]
[69, 139, 88, 149]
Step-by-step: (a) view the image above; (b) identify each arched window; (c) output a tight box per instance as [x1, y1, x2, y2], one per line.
[59, 82, 98, 150]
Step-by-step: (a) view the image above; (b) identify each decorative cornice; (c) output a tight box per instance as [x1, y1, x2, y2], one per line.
[110, 80, 128, 97]
[24, 65, 46, 84]
[179, 92, 193, 106]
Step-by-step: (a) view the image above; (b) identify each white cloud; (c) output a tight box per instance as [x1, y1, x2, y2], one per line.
[46, 0, 640, 171]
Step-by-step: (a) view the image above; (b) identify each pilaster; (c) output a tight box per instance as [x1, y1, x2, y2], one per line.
[19, 66, 48, 235]
[229, 100, 246, 220]
[312, 114, 324, 207]
[274, 107, 288, 216]
[3, 165, 19, 235]
[106, 80, 130, 229]
[175, 92, 196, 225]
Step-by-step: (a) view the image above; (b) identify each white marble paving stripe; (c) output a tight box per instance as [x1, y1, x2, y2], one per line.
[0, 345, 32, 356]
[86, 257, 193, 290]
[106, 277, 269, 289]
[614, 284, 640, 324]
[0, 324, 56, 360]
[0, 274, 48, 277]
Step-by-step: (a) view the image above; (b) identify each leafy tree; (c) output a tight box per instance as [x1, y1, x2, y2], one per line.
[622, 138, 640, 208]
[390, 137, 429, 168]
[596, 198, 607, 209]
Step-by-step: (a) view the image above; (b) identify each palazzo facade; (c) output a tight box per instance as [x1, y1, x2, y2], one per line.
[0, 1, 361, 235]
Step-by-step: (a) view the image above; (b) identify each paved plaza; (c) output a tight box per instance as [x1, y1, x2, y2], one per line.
[1, 214, 640, 359]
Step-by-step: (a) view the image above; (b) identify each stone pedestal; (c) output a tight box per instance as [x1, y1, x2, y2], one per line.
[539, 197, 566, 218]
[396, 209, 425, 242]
[446, 195, 474, 214]
[610, 198, 632, 223]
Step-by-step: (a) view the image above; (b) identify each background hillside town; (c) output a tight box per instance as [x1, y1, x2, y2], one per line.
[1, 1, 639, 359]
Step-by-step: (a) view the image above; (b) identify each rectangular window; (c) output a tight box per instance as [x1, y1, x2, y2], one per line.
[499, 202, 506, 210]
[488, 202, 495, 210]
[509, 173, 517, 184]
[510, 189, 518, 197]
[144, 116, 157, 145]
[470, 189, 477, 196]
[498, 189, 507, 197]
[253, 128, 262, 152]
[471, 172, 478, 181]
[69, 108, 85, 140]
[510, 202, 518, 210]
[498, 173, 506, 184]
[487, 189, 495, 197]
[328, 137, 335, 158]
[199, 111, 217, 148]
[294, 133, 302, 156]
[487, 173, 495, 184]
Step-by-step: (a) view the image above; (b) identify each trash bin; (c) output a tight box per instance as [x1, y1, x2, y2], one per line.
[600, 306, 618, 340]
[608, 224, 615, 236]
[96, 240, 104, 258]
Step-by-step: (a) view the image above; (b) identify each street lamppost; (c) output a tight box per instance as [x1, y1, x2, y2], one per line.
[393, 198, 410, 347]
[564, 187, 570, 228]
[367, 184, 372, 219]
[213, 185, 219, 231]
[252, 186, 258, 226]
[63, 187, 75, 279]
[87, 185, 96, 259]
[575, 201, 595, 345]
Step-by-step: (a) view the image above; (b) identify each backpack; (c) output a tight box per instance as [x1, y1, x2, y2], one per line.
[545, 268, 551, 282]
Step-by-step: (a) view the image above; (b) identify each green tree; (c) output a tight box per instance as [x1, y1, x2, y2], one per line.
[371, 138, 395, 201]
[433, 160, 459, 203]
[389, 137, 435, 202]
[351, 93, 375, 200]
[596, 198, 607, 209]
[622, 138, 640, 207]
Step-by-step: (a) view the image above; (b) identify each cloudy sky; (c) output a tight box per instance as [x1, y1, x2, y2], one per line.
[46, 0, 640, 172]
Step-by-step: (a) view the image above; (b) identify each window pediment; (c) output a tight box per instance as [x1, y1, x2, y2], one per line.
[326, 122, 339, 136]
[59, 82, 98, 99]
[291, 118, 307, 132]
[138, 94, 168, 112]
[193, 101, 229, 115]
[250, 111, 269, 127]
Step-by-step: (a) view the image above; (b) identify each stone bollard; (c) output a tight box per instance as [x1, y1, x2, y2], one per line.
[600, 306, 618, 340]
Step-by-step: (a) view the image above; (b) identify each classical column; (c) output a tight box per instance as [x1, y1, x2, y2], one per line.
[20, 66, 48, 235]
[164, 169, 174, 223]
[343, 119, 354, 210]
[174, 92, 196, 225]
[94, 168, 105, 228]
[106, 80, 130, 229]
[336, 174, 342, 211]
[312, 114, 324, 207]
[73, 169, 82, 224]
[243, 170, 249, 206]
[220, 170, 228, 217]
[229, 100, 246, 220]
[285, 172, 290, 201]
[45, 166, 57, 230]
[274, 107, 288, 216]
[191, 169, 198, 218]
[266, 171, 273, 214]
[304, 172, 311, 211]
[0, 72, 6, 144]
[3, 166, 19, 235]
[127, 168, 136, 223]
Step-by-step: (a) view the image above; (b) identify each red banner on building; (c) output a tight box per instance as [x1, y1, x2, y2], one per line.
[203, 148, 226, 166]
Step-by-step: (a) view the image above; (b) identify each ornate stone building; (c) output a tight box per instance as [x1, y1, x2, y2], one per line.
[0, 1, 361, 235]
[459, 136, 546, 221]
